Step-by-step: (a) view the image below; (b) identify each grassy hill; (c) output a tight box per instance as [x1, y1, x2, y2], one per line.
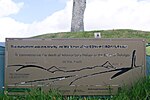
[1, 29, 150, 100]
[33, 29, 150, 100]
[33, 29, 150, 43]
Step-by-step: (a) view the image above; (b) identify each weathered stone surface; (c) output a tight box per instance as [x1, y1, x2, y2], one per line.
[71, 0, 86, 32]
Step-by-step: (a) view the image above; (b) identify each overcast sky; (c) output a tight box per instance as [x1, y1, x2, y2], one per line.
[0, 0, 150, 42]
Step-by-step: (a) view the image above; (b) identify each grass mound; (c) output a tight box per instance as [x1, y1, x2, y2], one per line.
[1, 29, 150, 100]
[33, 29, 150, 43]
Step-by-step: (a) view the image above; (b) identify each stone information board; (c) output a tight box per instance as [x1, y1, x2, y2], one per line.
[5, 38, 146, 95]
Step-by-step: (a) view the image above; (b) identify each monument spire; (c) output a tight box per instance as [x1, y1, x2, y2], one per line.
[71, 0, 86, 32]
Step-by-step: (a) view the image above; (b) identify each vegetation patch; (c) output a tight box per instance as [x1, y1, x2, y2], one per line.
[1, 77, 150, 100]
[1, 29, 150, 99]
[33, 29, 150, 43]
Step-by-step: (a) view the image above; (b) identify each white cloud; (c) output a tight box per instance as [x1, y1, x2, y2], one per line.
[26, 0, 72, 36]
[0, 0, 24, 17]
[1, 0, 150, 42]
[0, 0, 72, 42]
[0, 0, 25, 41]
[0, 17, 28, 41]
[85, 0, 150, 31]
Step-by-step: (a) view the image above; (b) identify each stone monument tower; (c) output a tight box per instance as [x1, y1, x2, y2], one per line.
[71, 0, 86, 32]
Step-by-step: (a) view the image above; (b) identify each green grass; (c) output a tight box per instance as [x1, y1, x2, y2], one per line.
[146, 44, 150, 55]
[33, 29, 150, 43]
[112, 77, 150, 100]
[1, 29, 150, 100]
[0, 88, 63, 100]
[1, 77, 150, 100]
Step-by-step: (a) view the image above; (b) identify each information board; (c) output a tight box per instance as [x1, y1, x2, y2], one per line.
[5, 38, 146, 95]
